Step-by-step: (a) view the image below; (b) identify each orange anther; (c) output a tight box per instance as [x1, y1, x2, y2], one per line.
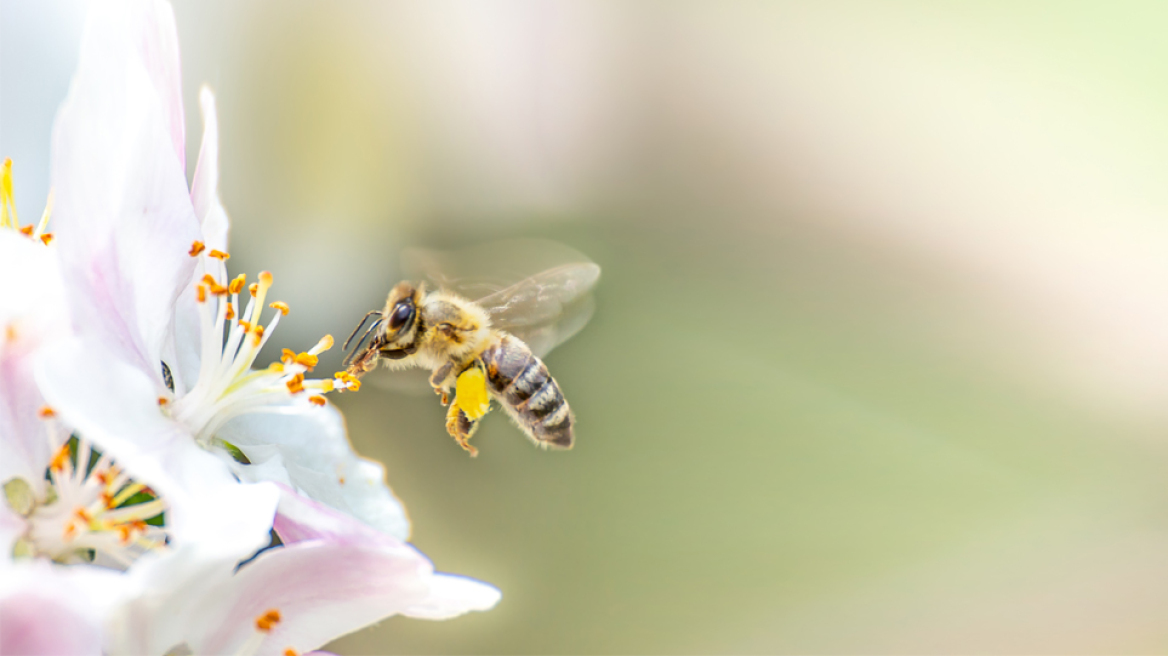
[308, 395, 327, 406]
[38, 406, 55, 418]
[285, 649, 299, 656]
[256, 609, 282, 632]
[117, 524, 133, 544]
[248, 282, 259, 297]
[101, 491, 114, 508]
[286, 373, 305, 394]
[229, 274, 246, 295]
[225, 302, 235, 320]
[269, 301, 290, 316]
[208, 249, 230, 260]
[252, 324, 265, 346]
[63, 522, 76, 541]
[293, 353, 318, 370]
[96, 470, 110, 485]
[18, 225, 32, 236]
[74, 508, 92, 523]
[239, 320, 251, 334]
[39, 233, 53, 245]
[49, 444, 71, 472]
[188, 241, 206, 256]
[158, 397, 168, 406]
[281, 348, 296, 364]
[196, 285, 207, 303]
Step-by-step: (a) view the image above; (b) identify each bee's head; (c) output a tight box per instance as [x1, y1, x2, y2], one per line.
[376, 282, 423, 358]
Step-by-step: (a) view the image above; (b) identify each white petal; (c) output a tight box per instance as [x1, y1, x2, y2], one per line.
[190, 86, 229, 253]
[35, 336, 278, 554]
[219, 403, 411, 540]
[51, 0, 200, 384]
[0, 504, 26, 558]
[165, 86, 233, 394]
[402, 573, 503, 620]
[0, 232, 65, 493]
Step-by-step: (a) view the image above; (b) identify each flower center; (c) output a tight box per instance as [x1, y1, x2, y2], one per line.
[0, 158, 53, 245]
[4, 409, 168, 569]
[168, 242, 358, 448]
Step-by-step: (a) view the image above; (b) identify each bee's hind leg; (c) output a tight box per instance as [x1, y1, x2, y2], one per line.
[445, 405, 482, 457]
[443, 362, 493, 457]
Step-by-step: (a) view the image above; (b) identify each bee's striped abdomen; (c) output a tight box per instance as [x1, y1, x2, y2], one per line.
[481, 334, 574, 449]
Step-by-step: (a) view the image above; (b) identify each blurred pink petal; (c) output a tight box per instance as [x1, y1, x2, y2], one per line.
[51, 0, 200, 385]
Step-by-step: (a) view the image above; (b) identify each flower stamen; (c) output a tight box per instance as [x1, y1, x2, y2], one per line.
[1, 160, 53, 241]
[172, 254, 348, 447]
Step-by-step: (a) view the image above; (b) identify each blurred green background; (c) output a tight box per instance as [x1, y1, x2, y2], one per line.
[8, 1, 1168, 653]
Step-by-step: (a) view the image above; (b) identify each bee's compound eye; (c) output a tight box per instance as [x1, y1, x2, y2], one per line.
[389, 302, 415, 330]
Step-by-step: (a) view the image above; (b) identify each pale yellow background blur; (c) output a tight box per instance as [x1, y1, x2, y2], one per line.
[7, 1, 1168, 653]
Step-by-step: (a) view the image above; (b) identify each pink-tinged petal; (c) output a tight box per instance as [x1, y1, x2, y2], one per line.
[194, 539, 433, 655]
[109, 487, 495, 656]
[190, 86, 229, 252]
[51, 0, 200, 384]
[35, 336, 278, 555]
[0, 588, 102, 656]
[136, 0, 186, 166]
[0, 559, 124, 656]
[271, 481, 392, 546]
[221, 404, 410, 540]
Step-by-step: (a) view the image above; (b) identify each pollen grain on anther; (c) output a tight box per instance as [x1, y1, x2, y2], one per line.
[188, 240, 206, 256]
[256, 608, 282, 632]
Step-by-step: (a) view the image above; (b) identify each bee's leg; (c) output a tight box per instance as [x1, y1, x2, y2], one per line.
[445, 404, 481, 457]
[444, 362, 493, 456]
[429, 362, 454, 406]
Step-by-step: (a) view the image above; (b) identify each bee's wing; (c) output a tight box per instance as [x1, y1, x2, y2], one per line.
[401, 239, 601, 358]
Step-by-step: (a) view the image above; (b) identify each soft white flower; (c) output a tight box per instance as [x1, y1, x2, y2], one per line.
[34, 0, 407, 538]
[0, 203, 282, 653]
[106, 485, 499, 656]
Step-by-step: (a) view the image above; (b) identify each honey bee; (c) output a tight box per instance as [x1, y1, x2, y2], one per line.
[343, 240, 600, 457]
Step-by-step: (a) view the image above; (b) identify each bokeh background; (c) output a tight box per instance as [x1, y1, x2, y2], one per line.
[7, 1, 1168, 653]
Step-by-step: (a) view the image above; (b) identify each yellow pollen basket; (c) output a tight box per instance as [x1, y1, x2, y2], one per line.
[455, 367, 491, 421]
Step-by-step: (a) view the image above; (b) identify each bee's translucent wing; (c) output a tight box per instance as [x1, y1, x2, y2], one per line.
[400, 239, 601, 358]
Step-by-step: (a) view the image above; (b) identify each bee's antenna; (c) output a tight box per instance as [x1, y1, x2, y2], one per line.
[343, 310, 383, 351]
[343, 318, 385, 367]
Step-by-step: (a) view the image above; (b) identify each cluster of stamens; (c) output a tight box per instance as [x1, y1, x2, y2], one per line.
[5, 409, 168, 569]
[168, 241, 359, 447]
[0, 158, 53, 245]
